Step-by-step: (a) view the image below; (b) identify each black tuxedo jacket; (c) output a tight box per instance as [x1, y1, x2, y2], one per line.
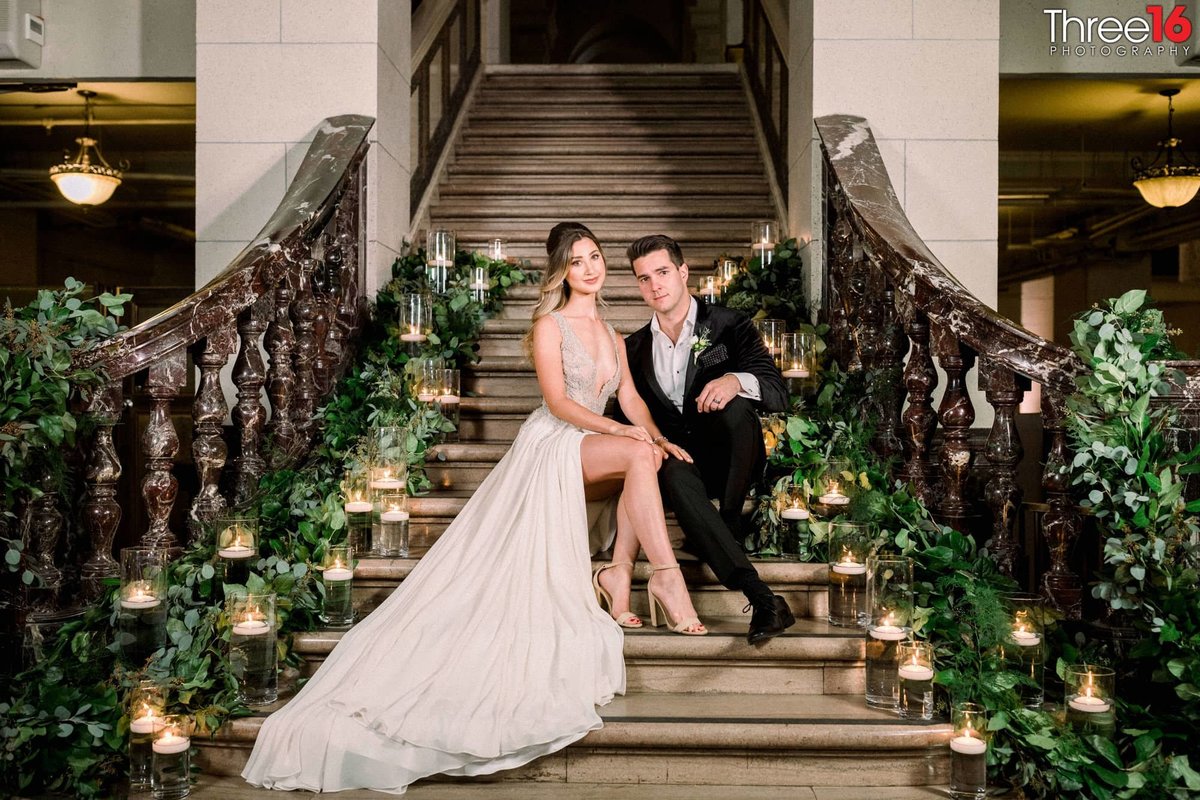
[623, 303, 789, 441]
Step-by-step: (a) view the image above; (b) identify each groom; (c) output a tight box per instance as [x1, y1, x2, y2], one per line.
[622, 234, 794, 644]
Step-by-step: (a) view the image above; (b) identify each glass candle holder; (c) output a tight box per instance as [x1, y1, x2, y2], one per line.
[719, 259, 739, 294]
[1001, 592, 1045, 710]
[865, 556, 914, 709]
[754, 318, 785, 363]
[398, 292, 433, 345]
[412, 356, 443, 403]
[780, 332, 815, 379]
[697, 274, 719, 304]
[949, 703, 989, 799]
[815, 458, 855, 509]
[897, 641, 935, 720]
[487, 237, 506, 262]
[129, 681, 166, 793]
[151, 714, 193, 800]
[342, 469, 372, 555]
[426, 229, 455, 294]
[117, 547, 169, 664]
[470, 265, 489, 303]
[377, 493, 410, 558]
[320, 544, 355, 628]
[228, 593, 278, 705]
[751, 219, 778, 265]
[1065, 664, 1116, 737]
[436, 368, 461, 442]
[215, 514, 257, 586]
[826, 521, 871, 628]
[777, 483, 809, 522]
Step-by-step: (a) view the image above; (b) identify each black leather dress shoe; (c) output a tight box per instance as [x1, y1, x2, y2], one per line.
[746, 595, 796, 644]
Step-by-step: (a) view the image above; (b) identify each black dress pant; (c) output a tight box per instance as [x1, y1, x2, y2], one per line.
[658, 397, 770, 599]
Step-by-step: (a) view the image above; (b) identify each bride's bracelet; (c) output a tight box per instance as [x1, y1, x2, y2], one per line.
[651, 435, 667, 446]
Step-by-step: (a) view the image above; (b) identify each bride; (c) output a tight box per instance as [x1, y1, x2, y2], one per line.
[242, 222, 705, 793]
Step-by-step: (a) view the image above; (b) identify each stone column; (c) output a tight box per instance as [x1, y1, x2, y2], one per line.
[196, 0, 411, 298]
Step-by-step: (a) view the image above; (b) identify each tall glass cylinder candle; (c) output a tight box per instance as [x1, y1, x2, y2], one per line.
[487, 237, 506, 262]
[470, 265, 489, 303]
[378, 493, 410, 558]
[342, 470, 372, 555]
[719, 258, 739, 294]
[949, 703, 989, 799]
[228, 593, 277, 705]
[826, 521, 871, 627]
[215, 514, 257, 586]
[437, 368, 461, 442]
[320, 544, 355, 628]
[698, 274, 719, 304]
[751, 219, 778, 265]
[865, 556, 914, 709]
[117, 547, 169, 664]
[815, 458, 855, 510]
[754, 318, 785, 364]
[897, 641, 935, 720]
[426, 229, 455, 294]
[1065, 664, 1116, 737]
[1001, 592, 1045, 710]
[780, 332, 815, 379]
[398, 292, 433, 345]
[775, 483, 810, 559]
[412, 356, 443, 403]
[129, 682, 166, 793]
[150, 714, 192, 800]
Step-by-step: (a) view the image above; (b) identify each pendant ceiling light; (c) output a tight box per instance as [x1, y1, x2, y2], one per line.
[1131, 88, 1200, 209]
[48, 89, 124, 206]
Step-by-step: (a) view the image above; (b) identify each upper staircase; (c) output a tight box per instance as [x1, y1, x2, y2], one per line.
[193, 66, 952, 795]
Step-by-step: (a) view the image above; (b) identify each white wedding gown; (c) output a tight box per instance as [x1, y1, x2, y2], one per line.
[242, 312, 626, 793]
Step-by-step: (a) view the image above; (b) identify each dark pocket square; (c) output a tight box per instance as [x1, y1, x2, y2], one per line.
[698, 343, 728, 369]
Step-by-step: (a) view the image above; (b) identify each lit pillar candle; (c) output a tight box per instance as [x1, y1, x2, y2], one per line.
[399, 326, 427, 343]
[344, 499, 372, 514]
[121, 582, 161, 610]
[217, 529, 254, 560]
[818, 483, 850, 505]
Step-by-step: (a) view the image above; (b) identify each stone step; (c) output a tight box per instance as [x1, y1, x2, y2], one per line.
[191, 775, 946, 799]
[472, 89, 747, 106]
[480, 246, 749, 273]
[456, 136, 755, 154]
[464, 120, 756, 137]
[445, 155, 766, 175]
[194, 693, 950, 786]
[293, 617, 866, 696]
[432, 197, 772, 216]
[468, 107, 750, 122]
[439, 177, 770, 196]
[350, 556, 831, 621]
[477, 318, 648, 358]
[457, 395, 539, 441]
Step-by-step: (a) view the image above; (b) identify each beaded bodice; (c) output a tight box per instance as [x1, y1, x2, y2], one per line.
[550, 311, 621, 415]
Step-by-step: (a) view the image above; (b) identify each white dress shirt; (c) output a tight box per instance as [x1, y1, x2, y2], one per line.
[649, 298, 761, 412]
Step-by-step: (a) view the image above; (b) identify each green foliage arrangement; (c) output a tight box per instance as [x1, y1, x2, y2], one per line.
[0, 250, 532, 798]
[749, 252, 1200, 798]
[719, 238, 810, 326]
[0, 279, 130, 604]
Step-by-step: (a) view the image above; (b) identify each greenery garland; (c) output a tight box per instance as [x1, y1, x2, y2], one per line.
[0, 248, 532, 797]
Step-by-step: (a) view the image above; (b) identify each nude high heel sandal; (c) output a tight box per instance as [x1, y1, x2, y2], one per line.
[646, 564, 707, 635]
[592, 562, 643, 628]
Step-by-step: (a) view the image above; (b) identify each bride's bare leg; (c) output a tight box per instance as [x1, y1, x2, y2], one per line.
[582, 435, 704, 632]
[594, 494, 640, 620]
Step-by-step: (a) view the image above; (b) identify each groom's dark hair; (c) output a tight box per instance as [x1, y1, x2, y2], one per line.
[626, 234, 684, 270]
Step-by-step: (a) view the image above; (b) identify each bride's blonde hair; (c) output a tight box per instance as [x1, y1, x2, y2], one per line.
[524, 222, 606, 356]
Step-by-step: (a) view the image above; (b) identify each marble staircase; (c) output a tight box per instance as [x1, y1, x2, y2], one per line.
[194, 66, 952, 794]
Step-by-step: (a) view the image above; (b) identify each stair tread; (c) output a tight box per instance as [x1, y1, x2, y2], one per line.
[351, 555, 827, 587]
[208, 693, 949, 748]
[192, 775, 945, 799]
[295, 617, 865, 661]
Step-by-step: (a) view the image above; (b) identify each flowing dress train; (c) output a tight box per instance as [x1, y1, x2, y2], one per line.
[242, 312, 626, 793]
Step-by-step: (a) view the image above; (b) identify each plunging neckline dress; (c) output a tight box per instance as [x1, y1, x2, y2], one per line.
[242, 311, 626, 794]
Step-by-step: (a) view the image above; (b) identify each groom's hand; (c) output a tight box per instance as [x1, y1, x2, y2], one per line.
[695, 375, 742, 413]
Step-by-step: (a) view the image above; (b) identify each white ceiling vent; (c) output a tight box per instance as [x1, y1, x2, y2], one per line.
[0, 0, 43, 69]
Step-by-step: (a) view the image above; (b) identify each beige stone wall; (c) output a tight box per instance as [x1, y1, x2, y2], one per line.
[195, 0, 410, 296]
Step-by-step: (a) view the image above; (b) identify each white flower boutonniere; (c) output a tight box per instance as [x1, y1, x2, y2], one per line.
[690, 326, 712, 364]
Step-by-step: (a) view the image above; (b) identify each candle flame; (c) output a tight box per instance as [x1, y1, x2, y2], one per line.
[138, 701, 157, 719]
[332, 558, 344, 570]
